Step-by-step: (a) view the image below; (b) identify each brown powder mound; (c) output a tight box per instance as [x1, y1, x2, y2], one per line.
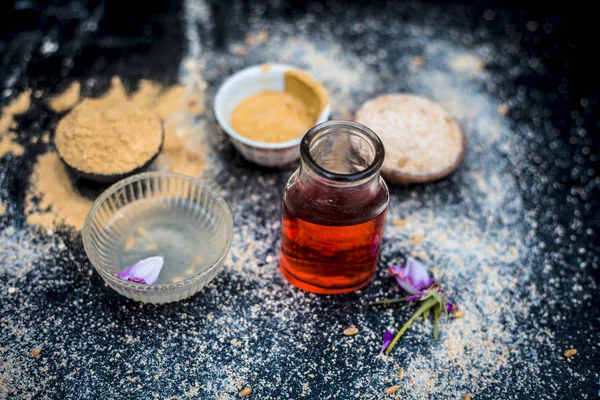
[231, 91, 315, 143]
[26, 152, 93, 230]
[26, 77, 208, 230]
[55, 100, 163, 175]
[229, 69, 328, 144]
[49, 82, 81, 112]
[0, 201, 6, 216]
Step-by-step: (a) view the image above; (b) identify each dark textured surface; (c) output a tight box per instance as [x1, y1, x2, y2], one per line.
[1, 1, 599, 399]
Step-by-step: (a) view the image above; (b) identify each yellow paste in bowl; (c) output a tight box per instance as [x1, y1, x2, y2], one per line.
[231, 69, 328, 143]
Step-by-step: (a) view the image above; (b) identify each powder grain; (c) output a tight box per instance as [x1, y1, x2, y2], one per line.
[55, 100, 163, 175]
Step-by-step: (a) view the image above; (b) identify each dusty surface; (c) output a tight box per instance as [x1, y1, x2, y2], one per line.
[0, 1, 598, 399]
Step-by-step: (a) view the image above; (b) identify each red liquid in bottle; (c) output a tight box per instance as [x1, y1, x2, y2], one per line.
[280, 181, 388, 294]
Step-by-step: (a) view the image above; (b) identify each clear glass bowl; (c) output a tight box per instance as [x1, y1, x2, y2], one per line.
[82, 172, 233, 304]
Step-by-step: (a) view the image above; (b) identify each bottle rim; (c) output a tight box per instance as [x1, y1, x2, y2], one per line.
[300, 120, 385, 182]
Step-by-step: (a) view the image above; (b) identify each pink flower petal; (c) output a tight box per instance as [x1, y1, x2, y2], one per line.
[117, 256, 163, 285]
[404, 258, 436, 291]
[388, 265, 420, 294]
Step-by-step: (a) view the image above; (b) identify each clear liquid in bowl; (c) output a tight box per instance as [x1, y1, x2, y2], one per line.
[104, 198, 223, 285]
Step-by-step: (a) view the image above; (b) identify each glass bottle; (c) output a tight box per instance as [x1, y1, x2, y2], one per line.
[279, 120, 389, 294]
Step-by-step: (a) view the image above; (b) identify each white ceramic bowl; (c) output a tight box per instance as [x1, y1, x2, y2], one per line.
[214, 64, 331, 167]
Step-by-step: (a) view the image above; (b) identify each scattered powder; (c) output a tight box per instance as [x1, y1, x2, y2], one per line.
[26, 152, 93, 230]
[0, 90, 31, 157]
[0, 90, 31, 132]
[1, 2, 597, 399]
[171, 4, 597, 399]
[143, 85, 208, 177]
[0, 225, 64, 278]
[49, 81, 81, 112]
[0, 132, 24, 157]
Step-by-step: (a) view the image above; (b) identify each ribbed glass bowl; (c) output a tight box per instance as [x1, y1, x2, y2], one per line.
[82, 172, 233, 304]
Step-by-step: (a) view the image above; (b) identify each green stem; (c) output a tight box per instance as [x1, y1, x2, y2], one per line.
[368, 297, 407, 306]
[386, 297, 438, 355]
[433, 303, 441, 341]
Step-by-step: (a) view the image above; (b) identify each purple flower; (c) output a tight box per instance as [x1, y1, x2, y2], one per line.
[117, 256, 163, 285]
[389, 258, 435, 295]
[379, 330, 394, 354]
[373, 258, 456, 354]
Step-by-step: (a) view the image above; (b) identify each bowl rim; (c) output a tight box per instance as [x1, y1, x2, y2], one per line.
[82, 171, 234, 293]
[213, 63, 331, 150]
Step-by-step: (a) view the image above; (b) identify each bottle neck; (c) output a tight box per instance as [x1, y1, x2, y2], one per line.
[298, 120, 385, 191]
[297, 160, 381, 193]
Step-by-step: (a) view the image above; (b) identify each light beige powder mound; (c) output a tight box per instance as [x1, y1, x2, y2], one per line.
[355, 94, 465, 183]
